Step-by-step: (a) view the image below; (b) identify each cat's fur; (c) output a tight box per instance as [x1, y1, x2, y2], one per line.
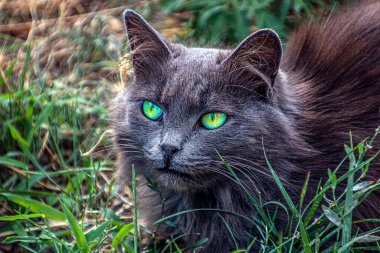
[112, 1, 380, 252]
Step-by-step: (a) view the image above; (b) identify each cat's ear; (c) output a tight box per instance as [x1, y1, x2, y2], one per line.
[124, 10, 171, 75]
[222, 29, 282, 92]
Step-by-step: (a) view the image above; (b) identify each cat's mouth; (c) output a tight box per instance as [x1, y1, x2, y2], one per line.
[155, 164, 194, 190]
[156, 166, 189, 178]
[154, 163, 216, 192]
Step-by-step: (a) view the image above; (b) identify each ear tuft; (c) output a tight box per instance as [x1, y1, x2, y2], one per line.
[123, 10, 171, 76]
[222, 29, 282, 86]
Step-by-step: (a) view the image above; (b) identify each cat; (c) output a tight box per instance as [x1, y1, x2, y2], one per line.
[111, 1, 380, 252]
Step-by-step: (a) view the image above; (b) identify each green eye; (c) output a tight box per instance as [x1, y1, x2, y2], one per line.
[142, 100, 163, 121]
[201, 112, 227, 130]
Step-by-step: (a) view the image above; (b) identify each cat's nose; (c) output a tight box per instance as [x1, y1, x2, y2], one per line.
[161, 144, 179, 164]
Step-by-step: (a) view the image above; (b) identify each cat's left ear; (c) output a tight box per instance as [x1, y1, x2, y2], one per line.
[222, 29, 282, 87]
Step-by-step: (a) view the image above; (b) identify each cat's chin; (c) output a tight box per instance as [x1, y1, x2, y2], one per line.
[155, 169, 195, 192]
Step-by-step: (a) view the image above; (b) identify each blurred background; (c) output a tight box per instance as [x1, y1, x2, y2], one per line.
[0, 0, 354, 252]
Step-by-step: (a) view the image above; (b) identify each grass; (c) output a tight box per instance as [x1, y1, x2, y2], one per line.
[157, 0, 352, 45]
[0, 1, 131, 252]
[1, 0, 379, 252]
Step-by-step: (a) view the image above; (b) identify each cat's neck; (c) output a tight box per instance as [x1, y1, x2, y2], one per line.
[272, 69, 300, 122]
[162, 185, 254, 252]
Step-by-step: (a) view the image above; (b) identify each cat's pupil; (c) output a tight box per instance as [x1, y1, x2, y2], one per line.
[209, 113, 216, 121]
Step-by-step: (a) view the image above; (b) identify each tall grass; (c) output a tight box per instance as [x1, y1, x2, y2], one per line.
[1, 1, 379, 252]
[0, 7, 132, 252]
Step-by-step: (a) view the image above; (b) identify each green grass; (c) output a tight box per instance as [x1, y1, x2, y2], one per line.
[1, 1, 380, 252]
[156, 0, 352, 45]
[0, 9, 131, 252]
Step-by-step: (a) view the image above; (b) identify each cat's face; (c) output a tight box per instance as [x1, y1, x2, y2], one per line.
[113, 10, 283, 192]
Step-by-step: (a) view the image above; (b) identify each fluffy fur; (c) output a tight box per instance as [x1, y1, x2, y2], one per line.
[111, 1, 380, 252]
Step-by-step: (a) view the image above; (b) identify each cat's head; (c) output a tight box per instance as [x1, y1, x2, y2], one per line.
[113, 10, 287, 192]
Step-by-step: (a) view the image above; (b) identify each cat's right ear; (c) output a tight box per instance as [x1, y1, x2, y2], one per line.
[124, 10, 171, 76]
[221, 29, 282, 99]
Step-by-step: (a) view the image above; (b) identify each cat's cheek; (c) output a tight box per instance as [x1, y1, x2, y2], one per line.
[142, 143, 165, 168]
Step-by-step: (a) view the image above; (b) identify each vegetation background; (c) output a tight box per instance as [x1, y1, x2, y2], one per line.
[1, 0, 379, 252]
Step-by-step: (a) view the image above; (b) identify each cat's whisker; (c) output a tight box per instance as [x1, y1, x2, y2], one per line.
[228, 164, 269, 199]
[223, 156, 272, 178]
[202, 167, 241, 185]
[208, 159, 264, 196]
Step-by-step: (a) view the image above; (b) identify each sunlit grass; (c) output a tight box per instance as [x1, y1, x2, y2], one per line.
[1, 1, 379, 252]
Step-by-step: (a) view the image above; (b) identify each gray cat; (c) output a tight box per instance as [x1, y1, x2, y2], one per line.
[111, 1, 380, 252]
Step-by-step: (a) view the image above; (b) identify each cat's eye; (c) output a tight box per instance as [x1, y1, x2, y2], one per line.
[142, 100, 163, 121]
[201, 112, 227, 130]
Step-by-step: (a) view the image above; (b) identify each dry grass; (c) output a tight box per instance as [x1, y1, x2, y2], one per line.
[2, 1, 378, 252]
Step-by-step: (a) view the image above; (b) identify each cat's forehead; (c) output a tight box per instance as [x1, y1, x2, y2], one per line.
[159, 47, 230, 105]
[173, 47, 228, 63]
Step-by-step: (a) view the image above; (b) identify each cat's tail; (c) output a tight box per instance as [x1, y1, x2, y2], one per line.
[282, 0, 380, 151]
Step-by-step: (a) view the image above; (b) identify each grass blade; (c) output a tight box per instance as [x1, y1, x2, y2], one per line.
[85, 220, 113, 242]
[217, 212, 239, 250]
[7, 123, 29, 149]
[60, 200, 89, 253]
[341, 137, 356, 251]
[111, 223, 134, 249]
[215, 149, 273, 232]
[18, 45, 31, 90]
[299, 171, 310, 212]
[0, 214, 45, 221]
[322, 205, 342, 228]
[1, 193, 65, 221]
[262, 140, 312, 253]
[26, 102, 55, 144]
[132, 165, 138, 253]
[0, 156, 28, 170]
